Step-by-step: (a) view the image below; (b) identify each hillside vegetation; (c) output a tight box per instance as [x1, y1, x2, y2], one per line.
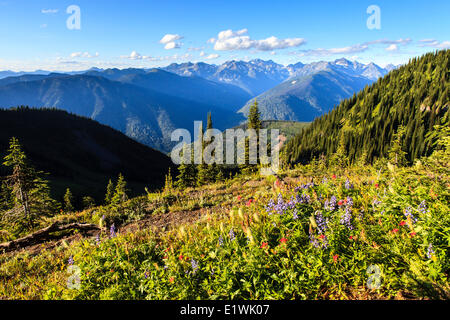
[284, 50, 449, 165]
[0, 108, 174, 203]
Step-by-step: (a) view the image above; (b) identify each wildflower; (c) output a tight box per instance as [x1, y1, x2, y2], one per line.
[191, 259, 199, 274]
[95, 234, 101, 245]
[375, 183, 379, 189]
[346, 196, 354, 207]
[324, 196, 337, 211]
[322, 177, 328, 184]
[340, 207, 353, 230]
[110, 224, 116, 238]
[333, 255, 339, 263]
[392, 228, 399, 234]
[260, 242, 268, 249]
[144, 272, 149, 279]
[409, 232, 416, 237]
[179, 254, 184, 260]
[372, 199, 381, 207]
[332, 174, 336, 180]
[293, 209, 299, 220]
[418, 200, 428, 215]
[218, 236, 224, 246]
[237, 195, 242, 201]
[345, 179, 354, 190]
[68, 256, 74, 265]
[349, 236, 353, 240]
[318, 234, 325, 240]
[280, 238, 288, 244]
[229, 228, 235, 241]
[315, 211, 328, 234]
[169, 277, 174, 283]
[399, 221, 406, 226]
[404, 207, 418, 224]
[426, 244, 434, 259]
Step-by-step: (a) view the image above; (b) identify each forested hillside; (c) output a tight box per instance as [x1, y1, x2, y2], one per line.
[0, 108, 174, 203]
[283, 50, 449, 165]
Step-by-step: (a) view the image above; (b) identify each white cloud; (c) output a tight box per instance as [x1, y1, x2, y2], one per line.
[418, 39, 450, 49]
[164, 42, 180, 50]
[385, 44, 398, 52]
[121, 51, 151, 60]
[70, 52, 99, 58]
[210, 29, 306, 51]
[41, 9, 58, 14]
[205, 53, 220, 60]
[199, 51, 205, 57]
[300, 44, 369, 56]
[160, 34, 184, 50]
[365, 38, 412, 46]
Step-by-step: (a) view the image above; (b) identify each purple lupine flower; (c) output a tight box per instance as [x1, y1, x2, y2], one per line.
[315, 211, 328, 234]
[95, 234, 101, 245]
[324, 196, 337, 211]
[426, 244, 434, 259]
[229, 228, 235, 241]
[191, 259, 199, 273]
[345, 178, 354, 190]
[293, 209, 299, 220]
[418, 201, 428, 215]
[68, 256, 74, 265]
[322, 177, 328, 184]
[273, 193, 289, 215]
[340, 207, 353, 230]
[404, 207, 418, 224]
[346, 196, 354, 207]
[265, 198, 275, 215]
[218, 236, 224, 246]
[110, 224, 116, 238]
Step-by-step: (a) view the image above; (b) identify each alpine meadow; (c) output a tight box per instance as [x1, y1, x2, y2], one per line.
[0, 0, 449, 306]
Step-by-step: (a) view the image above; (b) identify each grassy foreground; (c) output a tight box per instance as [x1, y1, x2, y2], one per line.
[0, 155, 449, 300]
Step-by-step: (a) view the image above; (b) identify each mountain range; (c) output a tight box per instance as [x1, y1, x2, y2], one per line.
[0, 58, 397, 152]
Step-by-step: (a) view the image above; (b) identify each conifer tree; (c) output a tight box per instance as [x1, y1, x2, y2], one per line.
[82, 196, 96, 209]
[388, 125, 408, 167]
[111, 173, 128, 205]
[196, 121, 208, 186]
[63, 188, 74, 212]
[105, 179, 114, 205]
[241, 100, 262, 174]
[1, 137, 57, 231]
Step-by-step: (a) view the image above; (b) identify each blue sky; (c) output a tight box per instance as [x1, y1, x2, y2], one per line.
[0, 0, 449, 71]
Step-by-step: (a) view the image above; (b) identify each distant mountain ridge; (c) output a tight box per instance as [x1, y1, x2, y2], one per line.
[162, 58, 395, 96]
[0, 74, 244, 152]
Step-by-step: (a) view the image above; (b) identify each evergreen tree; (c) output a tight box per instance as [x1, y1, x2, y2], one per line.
[388, 125, 408, 167]
[111, 173, 128, 205]
[241, 99, 262, 174]
[63, 188, 74, 212]
[105, 179, 114, 205]
[196, 121, 208, 186]
[82, 196, 96, 209]
[1, 137, 57, 231]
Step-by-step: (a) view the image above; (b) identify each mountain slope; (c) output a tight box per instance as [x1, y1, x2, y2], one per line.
[84, 68, 251, 112]
[283, 50, 450, 164]
[0, 108, 174, 203]
[238, 69, 373, 121]
[0, 75, 244, 152]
